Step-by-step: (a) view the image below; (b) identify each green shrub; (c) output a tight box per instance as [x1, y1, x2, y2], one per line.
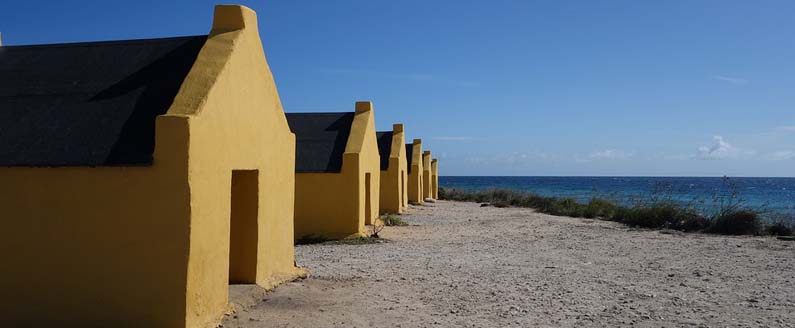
[295, 235, 330, 245]
[765, 222, 793, 236]
[438, 187, 768, 236]
[327, 236, 386, 245]
[584, 198, 618, 218]
[678, 212, 711, 232]
[382, 214, 408, 226]
[609, 203, 708, 231]
[707, 210, 761, 235]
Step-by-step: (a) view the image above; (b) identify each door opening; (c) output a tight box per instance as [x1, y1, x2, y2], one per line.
[229, 170, 259, 284]
[420, 174, 423, 201]
[433, 175, 437, 198]
[400, 171, 405, 209]
[365, 173, 372, 224]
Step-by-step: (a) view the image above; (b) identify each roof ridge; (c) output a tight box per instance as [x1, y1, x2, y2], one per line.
[2, 35, 207, 49]
[286, 111, 352, 116]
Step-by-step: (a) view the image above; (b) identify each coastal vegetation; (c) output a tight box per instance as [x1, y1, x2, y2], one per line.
[295, 235, 387, 245]
[438, 180, 794, 236]
[295, 215, 409, 245]
[381, 214, 409, 226]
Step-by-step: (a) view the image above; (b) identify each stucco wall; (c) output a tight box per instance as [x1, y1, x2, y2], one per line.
[407, 139, 424, 204]
[431, 159, 439, 199]
[0, 114, 192, 328]
[165, 5, 301, 327]
[379, 124, 407, 214]
[422, 150, 433, 199]
[293, 102, 380, 239]
[0, 5, 300, 328]
[294, 172, 361, 239]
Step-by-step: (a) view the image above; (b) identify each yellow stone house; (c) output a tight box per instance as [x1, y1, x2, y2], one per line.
[406, 139, 424, 204]
[432, 159, 440, 199]
[377, 124, 408, 214]
[422, 150, 433, 200]
[286, 102, 381, 240]
[0, 5, 302, 328]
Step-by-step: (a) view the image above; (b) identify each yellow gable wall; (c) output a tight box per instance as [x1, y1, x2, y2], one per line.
[431, 159, 439, 199]
[293, 102, 381, 240]
[406, 139, 424, 204]
[0, 6, 300, 328]
[164, 6, 301, 327]
[422, 150, 433, 199]
[379, 124, 407, 214]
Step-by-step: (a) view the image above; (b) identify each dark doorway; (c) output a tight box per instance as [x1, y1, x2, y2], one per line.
[400, 172, 405, 208]
[365, 173, 372, 224]
[229, 170, 259, 284]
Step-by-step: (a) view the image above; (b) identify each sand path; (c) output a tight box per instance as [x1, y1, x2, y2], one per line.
[223, 201, 795, 327]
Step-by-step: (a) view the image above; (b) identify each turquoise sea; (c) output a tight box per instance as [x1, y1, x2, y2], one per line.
[440, 176, 795, 218]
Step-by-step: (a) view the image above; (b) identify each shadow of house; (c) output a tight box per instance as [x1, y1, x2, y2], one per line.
[0, 5, 302, 328]
[376, 124, 408, 214]
[286, 102, 381, 240]
[405, 139, 424, 204]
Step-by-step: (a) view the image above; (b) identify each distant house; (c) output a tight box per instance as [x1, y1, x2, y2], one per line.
[431, 159, 440, 199]
[405, 139, 424, 204]
[377, 124, 408, 214]
[0, 5, 302, 328]
[423, 150, 433, 199]
[286, 102, 380, 240]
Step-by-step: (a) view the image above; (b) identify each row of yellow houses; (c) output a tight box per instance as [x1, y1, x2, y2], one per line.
[0, 5, 439, 328]
[288, 107, 439, 240]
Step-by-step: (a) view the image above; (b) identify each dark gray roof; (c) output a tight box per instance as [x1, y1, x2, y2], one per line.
[286, 112, 354, 173]
[376, 131, 392, 171]
[405, 144, 414, 174]
[0, 35, 206, 166]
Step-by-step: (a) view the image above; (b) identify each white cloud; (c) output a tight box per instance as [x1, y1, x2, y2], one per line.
[589, 149, 632, 160]
[758, 125, 795, 139]
[695, 135, 754, 160]
[660, 153, 690, 160]
[575, 149, 632, 163]
[713, 75, 748, 85]
[432, 136, 476, 141]
[464, 151, 557, 165]
[768, 150, 795, 160]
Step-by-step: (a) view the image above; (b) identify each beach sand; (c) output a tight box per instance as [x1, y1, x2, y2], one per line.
[222, 201, 795, 327]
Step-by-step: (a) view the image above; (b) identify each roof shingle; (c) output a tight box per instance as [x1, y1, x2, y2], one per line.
[0, 35, 206, 166]
[286, 112, 354, 173]
[376, 131, 393, 171]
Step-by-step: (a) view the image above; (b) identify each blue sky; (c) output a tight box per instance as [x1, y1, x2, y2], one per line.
[2, 1, 794, 176]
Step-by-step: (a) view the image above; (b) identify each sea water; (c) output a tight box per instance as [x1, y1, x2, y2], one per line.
[440, 176, 795, 218]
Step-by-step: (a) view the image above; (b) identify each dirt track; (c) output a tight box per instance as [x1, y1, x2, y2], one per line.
[223, 201, 795, 327]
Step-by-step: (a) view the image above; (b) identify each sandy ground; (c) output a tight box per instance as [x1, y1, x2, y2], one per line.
[223, 201, 795, 327]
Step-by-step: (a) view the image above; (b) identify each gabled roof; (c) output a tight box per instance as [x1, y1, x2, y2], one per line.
[405, 144, 414, 174]
[376, 131, 393, 171]
[0, 35, 206, 166]
[286, 112, 355, 173]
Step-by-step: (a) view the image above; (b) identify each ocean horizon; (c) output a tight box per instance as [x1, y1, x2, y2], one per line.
[439, 176, 795, 218]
